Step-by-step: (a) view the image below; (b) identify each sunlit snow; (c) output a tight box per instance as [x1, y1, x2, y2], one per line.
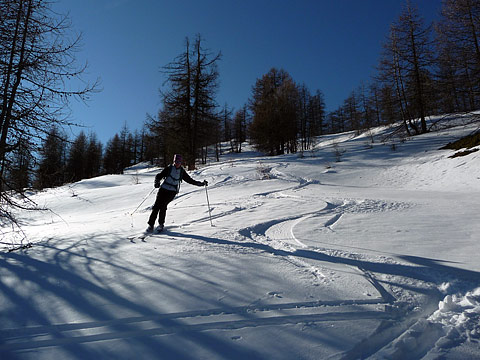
[1, 115, 479, 359]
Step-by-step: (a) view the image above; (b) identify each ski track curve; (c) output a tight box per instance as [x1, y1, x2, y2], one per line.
[235, 191, 447, 359]
[170, 163, 444, 359]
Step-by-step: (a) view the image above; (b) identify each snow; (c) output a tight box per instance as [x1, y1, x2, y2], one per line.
[1, 115, 480, 359]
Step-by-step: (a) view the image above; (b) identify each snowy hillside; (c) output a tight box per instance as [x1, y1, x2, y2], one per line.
[1, 116, 480, 359]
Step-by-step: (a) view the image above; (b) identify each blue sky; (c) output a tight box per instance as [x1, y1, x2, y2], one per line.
[53, 0, 441, 144]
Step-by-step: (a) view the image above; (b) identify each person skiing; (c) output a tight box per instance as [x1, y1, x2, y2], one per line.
[147, 154, 207, 233]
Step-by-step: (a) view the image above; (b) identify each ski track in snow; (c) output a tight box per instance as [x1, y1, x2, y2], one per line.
[236, 205, 415, 358]
[2, 118, 480, 359]
[224, 165, 477, 359]
[0, 300, 390, 353]
[1, 177, 473, 359]
[21, 174, 475, 358]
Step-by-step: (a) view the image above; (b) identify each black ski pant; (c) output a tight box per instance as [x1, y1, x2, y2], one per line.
[148, 188, 177, 227]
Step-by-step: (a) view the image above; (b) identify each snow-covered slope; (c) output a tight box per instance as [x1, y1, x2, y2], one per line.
[1, 116, 479, 359]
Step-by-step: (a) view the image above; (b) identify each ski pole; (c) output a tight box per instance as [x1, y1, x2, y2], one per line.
[131, 187, 155, 216]
[204, 184, 213, 227]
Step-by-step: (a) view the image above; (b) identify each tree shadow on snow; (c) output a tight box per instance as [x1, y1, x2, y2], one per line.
[0, 234, 264, 360]
[167, 231, 480, 293]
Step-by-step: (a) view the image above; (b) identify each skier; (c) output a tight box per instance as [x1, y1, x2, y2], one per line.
[147, 154, 208, 233]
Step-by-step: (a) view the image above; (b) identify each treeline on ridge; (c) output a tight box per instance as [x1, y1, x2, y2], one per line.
[2, 0, 479, 195]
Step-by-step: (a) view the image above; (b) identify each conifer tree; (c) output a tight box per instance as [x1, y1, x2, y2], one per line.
[436, 0, 480, 111]
[66, 131, 88, 182]
[157, 35, 221, 168]
[249, 68, 298, 155]
[232, 106, 248, 153]
[85, 133, 103, 179]
[103, 134, 123, 174]
[35, 126, 67, 189]
[378, 2, 434, 135]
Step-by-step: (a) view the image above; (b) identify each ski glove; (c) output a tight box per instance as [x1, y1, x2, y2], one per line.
[203, 180, 208, 186]
[154, 181, 160, 188]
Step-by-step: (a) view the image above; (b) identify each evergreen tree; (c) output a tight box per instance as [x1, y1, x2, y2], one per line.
[119, 123, 137, 170]
[158, 35, 221, 169]
[377, 2, 434, 135]
[222, 104, 233, 145]
[249, 68, 298, 155]
[133, 129, 145, 164]
[35, 126, 67, 189]
[85, 133, 103, 179]
[309, 89, 326, 137]
[66, 131, 88, 182]
[297, 84, 311, 152]
[397, 2, 433, 133]
[232, 106, 248, 153]
[103, 134, 123, 174]
[436, 0, 480, 112]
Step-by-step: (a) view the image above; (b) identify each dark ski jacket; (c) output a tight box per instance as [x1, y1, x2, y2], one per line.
[154, 165, 203, 193]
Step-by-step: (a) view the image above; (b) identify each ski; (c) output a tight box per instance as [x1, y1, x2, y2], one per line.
[128, 227, 166, 242]
[128, 232, 152, 242]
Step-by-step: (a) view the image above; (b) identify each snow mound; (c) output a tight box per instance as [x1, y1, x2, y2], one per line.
[370, 287, 480, 359]
[429, 287, 480, 347]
